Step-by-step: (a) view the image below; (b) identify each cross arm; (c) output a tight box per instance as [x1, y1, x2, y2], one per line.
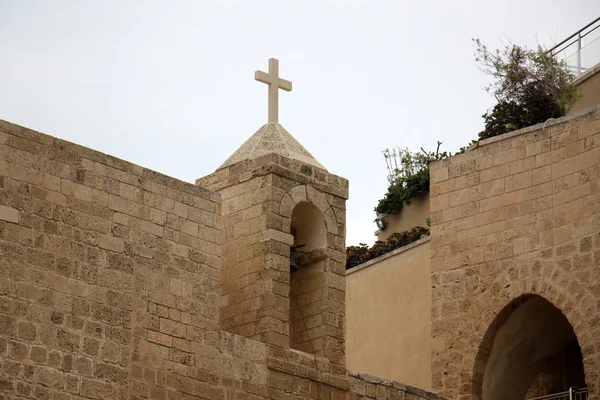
[255, 70, 273, 84]
[254, 70, 292, 91]
[278, 78, 292, 92]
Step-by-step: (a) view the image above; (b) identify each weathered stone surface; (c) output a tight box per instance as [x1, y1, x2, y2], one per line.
[430, 105, 600, 399]
[0, 204, 19, 223]
[0, 118, 441, 400]
[202, 149, 348, 367]
[218, 122, 326, 171]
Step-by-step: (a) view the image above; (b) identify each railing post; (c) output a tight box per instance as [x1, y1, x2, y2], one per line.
[569, 386, 573, 400]
[577, 33, 582, 74]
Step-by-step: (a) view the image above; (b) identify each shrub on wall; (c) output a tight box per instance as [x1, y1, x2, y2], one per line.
[474, 39, 580, 140]
[375, 167, 430, 215]
[364, 40, 578, 257]
[375, 144, 448, 216]
[346, 226, 430, 269]
[374, 40, 579, 216]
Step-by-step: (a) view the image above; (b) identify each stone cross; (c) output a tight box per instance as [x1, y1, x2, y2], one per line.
[255, 58, 292, 123]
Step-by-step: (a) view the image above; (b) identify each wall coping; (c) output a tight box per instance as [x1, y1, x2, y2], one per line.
[0, 118, 221, 203]
[476, 103, 600, 149]
[574, 62, 600, 85]
[346, 235, 430, 276]
[429, 101, 600, 171]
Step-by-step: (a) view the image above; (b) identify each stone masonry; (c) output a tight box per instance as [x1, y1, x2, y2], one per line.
[429, 105, 600, 399]
[0, 118, 447, 400]
[196, 122, 348, 365]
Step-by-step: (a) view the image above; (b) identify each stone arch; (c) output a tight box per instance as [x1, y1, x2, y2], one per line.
[466, 268, 598, 400]
[279, 184, 341, 355]
[473, 295, 585, 399]
[290, 202, 327, 253]
[275, 183, 346, 362]
[279, 184, 339, 235]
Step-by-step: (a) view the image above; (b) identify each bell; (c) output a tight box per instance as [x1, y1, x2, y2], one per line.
[290, 250, 299, 272]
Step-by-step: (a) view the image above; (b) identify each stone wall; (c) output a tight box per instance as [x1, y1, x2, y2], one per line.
[0, 119, 222, 399]
[429, 105, 600, 399]
[289, 259, 326, 355]
[0, 119, 447, 400]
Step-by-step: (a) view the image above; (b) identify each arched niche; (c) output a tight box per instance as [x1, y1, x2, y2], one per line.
[477, 295, 586, 400]
[291, 201, 327, 253]
[289, 201, 328, 355]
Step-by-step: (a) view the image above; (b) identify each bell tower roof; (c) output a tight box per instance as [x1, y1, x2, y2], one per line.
[218, 122, 326, 171]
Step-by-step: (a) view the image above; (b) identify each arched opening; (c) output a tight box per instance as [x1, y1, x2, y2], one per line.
[289, 201, 327, 355]
[475, 295, 586, 400]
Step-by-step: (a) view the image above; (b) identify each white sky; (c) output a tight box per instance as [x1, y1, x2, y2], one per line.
[0, 1, 598, 246]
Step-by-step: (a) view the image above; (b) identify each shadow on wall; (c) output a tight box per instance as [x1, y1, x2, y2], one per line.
[474, 295, 586, 400]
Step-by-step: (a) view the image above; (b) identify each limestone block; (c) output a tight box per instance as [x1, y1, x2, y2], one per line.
[493, 148, 518, 166]
[477, 154, 494, 171]
[324, 208, 339, 234]
[288, 185, 307, 205]
[448, 164, 462, 178]
[439, 179, 455, 194]
[36, 366, 65, 388]
[306, 186, 330, 214]
[279, 194, 294, 217]
[74, 182, 93, 202]
[442, 206, 463, 222]
[431, 167, 449, 184]
[449, 188, 469, 208]
[0, 204, 19, 223]
[551, 157, 575, 180]
[259, 229, 293, 245]
[98, 235, 124, 253]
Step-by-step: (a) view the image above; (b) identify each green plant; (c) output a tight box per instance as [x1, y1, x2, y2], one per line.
[474, 39, 580, 139]
[346, 243, 370, 269]
[456, 139, 478, 154]
[346, 226, 430, 269]
[375, 143, 448, 215]
[383, 147, 429, 184]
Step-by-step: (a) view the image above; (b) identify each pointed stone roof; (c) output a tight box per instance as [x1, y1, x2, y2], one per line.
[218, 123, 326, 171]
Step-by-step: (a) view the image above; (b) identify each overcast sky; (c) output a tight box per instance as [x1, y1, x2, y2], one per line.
[0, 1, 598, 246]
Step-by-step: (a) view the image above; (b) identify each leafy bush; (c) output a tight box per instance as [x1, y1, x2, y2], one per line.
[474, 39, 580, 140]
[375, 144, 448, 215]
[346, 226, 430, 269]
[370, 40, 577, 244]
[375, 168, 430, 215]
[382, 147, 429, 184]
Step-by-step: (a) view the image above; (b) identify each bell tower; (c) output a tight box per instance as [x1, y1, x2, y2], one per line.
[196, 58, 348, 364]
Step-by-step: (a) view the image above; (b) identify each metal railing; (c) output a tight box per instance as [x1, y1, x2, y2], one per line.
[549, 17, 600, 77]
[530, 387, 589, 400]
